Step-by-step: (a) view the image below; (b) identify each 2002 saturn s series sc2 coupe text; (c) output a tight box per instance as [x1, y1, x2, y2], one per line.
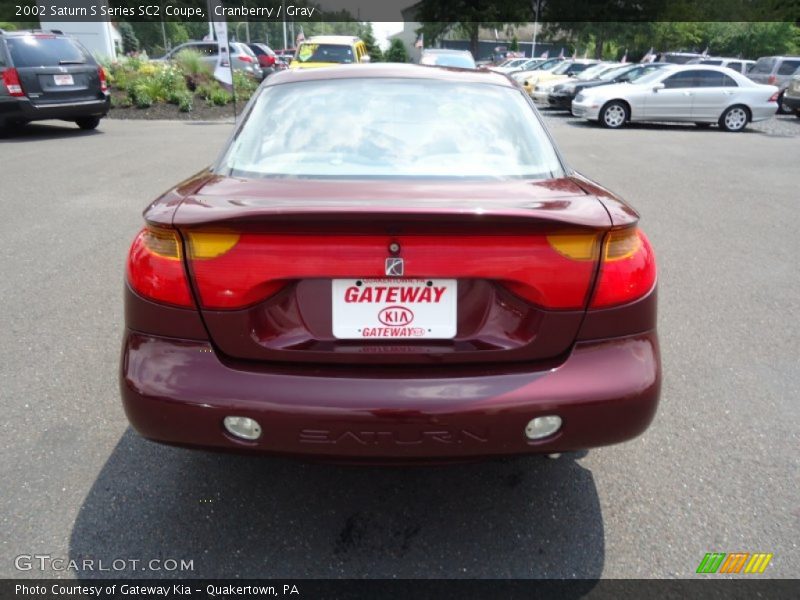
[120, 64, 660, 463]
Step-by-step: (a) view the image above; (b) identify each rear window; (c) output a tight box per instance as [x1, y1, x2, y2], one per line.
[749, 57, 776, 74]
[295, 43, 354, 64]
[6, 35, 92, 68]
[421, 53, 475, 69]
[219, 78, 563, 180]
[777, 60, 800, 75]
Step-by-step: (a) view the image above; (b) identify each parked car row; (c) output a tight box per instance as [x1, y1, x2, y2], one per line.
[571, 65, 781, 131]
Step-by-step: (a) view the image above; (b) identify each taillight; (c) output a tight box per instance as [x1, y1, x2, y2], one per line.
[239, 55, 253, 63]
[187, 232, 603, 311]
[265, 55, 276, 66]
[767, 75, 777, 85]
[126, 227, 194, 308]
[590, 228, 656, 308]
[2, 68, 25, 97]
[768, 91, 780, 102]
[98, 66, 108, 93]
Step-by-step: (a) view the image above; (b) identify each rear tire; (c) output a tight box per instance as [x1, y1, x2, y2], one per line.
[75, 116, 101, 130]
[718, 105, 749, 132]
[599, 101, 628, 129]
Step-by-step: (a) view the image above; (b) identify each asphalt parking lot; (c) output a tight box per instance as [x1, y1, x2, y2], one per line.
[1, 113, 798, 579]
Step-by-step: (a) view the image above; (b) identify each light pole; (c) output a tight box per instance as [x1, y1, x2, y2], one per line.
[531, 0, 542, 58]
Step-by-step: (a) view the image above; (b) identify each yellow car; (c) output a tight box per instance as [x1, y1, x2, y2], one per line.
[522, 60, 598, 95]
[290, 36, 370, 69]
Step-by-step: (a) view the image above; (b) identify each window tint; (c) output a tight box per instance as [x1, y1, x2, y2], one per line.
[296, 43, 354, 64]
[565, 63, 592, 75]
[700, 60, 723, 66]
[663, 71, 699, 88]
[777, 60, 800, 75]
[695, 70, 738, 87]
[749, 57, 775, 74]
[6, 35, 92, 67]
[726, 62, 742, 73]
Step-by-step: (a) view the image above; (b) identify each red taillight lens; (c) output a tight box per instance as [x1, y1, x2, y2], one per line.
[590, 228, 656, 308]
[265, 55, 276, 66]
[126, 227, 194, 308]
[98, 66, 108, 93]
[768, 91, 780, 102]
[239, 55, 253, 63]
[767, 75, 777, 85]
[2, 68, 25, 97]
[186, 232, 603, 311]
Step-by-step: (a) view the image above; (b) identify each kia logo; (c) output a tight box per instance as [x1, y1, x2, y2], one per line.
[378, 306, 414, 326]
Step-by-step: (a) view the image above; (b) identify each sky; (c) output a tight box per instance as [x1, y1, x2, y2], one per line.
[370, 22, 405, 50]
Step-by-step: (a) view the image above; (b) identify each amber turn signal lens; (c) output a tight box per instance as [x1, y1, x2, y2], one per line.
[546, 233, 601, 261]
[186, 231, 241, 259]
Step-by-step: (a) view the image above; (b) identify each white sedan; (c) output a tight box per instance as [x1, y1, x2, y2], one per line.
[571, 65, 779, 131]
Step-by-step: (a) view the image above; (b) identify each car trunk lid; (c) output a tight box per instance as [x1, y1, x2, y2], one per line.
[172, 175, 613, 365]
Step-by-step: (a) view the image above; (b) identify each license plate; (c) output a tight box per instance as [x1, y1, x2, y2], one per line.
[332, 279, 457, 340]
[53, 74, 74, 86]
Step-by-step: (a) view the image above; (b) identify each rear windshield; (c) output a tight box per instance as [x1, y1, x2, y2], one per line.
[421, 53, 475, 69]
[218, 78, 563, 180]
[295, 43, 354, 64]
[749, 57, 776, 74]
[6, 35, 92, 67]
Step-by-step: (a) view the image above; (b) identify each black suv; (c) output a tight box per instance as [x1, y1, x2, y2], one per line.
[0, 29, 110, 130]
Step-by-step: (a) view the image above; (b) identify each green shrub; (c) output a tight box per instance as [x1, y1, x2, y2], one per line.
[174, 49, 211, 80]
[207, 87, 232, 106]
[233, 71, 258, 102]
[111, 95, 132, 108]
[130, 85, 153, 108]
[175, 90, 193, 112]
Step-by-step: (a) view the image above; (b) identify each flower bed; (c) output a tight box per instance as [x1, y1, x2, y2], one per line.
[103, 51, 258, 120]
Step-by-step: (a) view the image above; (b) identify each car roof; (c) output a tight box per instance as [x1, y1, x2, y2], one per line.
[266, 62, 516, 87]
[422, 49, 473, 55]
[303, 35, 360, 45]
[661, 64, 745, 73]
[0, 29, 68, 37]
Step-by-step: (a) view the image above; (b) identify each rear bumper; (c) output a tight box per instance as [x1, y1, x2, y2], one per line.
[749, 102, 779, 122]
[120, 329, 661, 461]
[781, 94, 800, 112]
[0, 95, 110, 124]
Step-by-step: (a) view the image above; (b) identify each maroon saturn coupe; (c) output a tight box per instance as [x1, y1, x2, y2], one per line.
[120, 64, 660, 462]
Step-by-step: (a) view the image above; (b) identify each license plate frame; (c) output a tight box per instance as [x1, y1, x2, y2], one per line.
[53, 74, 74, 86]
[332, 278, 457, 340]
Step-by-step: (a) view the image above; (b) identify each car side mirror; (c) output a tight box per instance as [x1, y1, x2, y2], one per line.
[362, 54, 371, 63]
[652, 83, 665, 92]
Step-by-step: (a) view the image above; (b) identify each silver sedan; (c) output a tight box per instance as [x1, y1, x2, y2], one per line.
[571, 65, 779, 131]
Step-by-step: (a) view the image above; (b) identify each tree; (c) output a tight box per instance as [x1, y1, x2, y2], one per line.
[510, 36, 519, 52]
[118, 22, 140, 54]
[384, 39, 409, 63]
[414, 0, 530, 58]
[360, 23, 384, 62]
